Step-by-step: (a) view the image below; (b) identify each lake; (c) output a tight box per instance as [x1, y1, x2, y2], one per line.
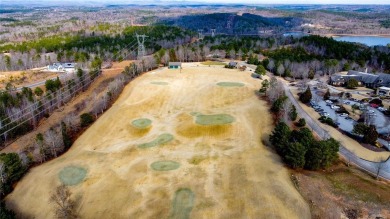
[333, 36, 390, 46]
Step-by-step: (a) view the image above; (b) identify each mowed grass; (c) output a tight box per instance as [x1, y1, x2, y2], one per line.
[151, 161, 181, 171]
[201, 61, 225, 66]
[195, 114, 235, 125]
[131, 118, 152, 129]
[58, 166, 87, 186]
[138, 133, 174, 149]
[168, 188, 195, 219]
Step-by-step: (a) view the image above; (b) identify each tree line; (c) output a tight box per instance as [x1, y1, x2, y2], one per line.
[259, 77, 339, 170]
[0, 25, 194, 71]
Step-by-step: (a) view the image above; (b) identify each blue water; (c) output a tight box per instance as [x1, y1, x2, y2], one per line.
[333, 36, 390, 46]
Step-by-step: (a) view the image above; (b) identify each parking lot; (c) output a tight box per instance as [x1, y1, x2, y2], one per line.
[310, 89, 390, 149]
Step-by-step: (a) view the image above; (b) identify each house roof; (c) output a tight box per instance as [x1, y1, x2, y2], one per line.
[229, 61, 237, 66]
[378, 86, 390, 91]
[169, 62, 181, 66]
[347, 70, 379, 84]
[377, 73, 390, 86]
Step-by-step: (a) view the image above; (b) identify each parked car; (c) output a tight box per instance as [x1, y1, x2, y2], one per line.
[325, 100, 333, 104]
[320, 112, 330, 117]
[331, 105, 340, 109]
[343, 101, 350, 105]
[368, 110, 375, 113]
[339, 113, 348, 117]
[345, 116, 352, 120]
[378, 107, 386, 112]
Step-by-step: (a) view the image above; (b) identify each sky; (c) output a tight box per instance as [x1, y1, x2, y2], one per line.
[1, 0, 390, 6]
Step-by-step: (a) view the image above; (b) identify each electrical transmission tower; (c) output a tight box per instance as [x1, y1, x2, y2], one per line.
[211, 29, 216, 37]
[136, 33, 148, 59]
[198, 29, 204, 40]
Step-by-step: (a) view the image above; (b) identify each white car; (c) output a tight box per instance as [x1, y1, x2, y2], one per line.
[339, 113, 348, 117]
[325, 100, 333, 104]
[331, 105, 340, 109]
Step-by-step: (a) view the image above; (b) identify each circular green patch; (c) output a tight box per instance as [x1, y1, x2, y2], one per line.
[138, 133, 174, 149]
[151, 161, 180, 171]
[131, 118, 152, 129]
[216, 82, 245, 87]
[59, 166, 87, 186]
[151, 81, 169, 85]
[195, 114, 235, 125]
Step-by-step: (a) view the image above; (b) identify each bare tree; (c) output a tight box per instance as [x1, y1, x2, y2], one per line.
[0, 161, 6, 184]
[50, 185, 78, 219]
[45, 128, 63, 158]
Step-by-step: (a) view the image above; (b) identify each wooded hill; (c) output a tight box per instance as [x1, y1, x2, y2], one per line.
[160, 13, 302, 35]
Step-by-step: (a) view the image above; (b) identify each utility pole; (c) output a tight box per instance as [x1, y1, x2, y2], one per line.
[136, 33, 148, 59]
[198, 29, 204, 40]
[211, 29, 216, 37]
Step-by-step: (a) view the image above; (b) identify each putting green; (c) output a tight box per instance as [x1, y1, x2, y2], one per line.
[151, 81, 169, 85]
[195, 114, 235, 125]
[58, 166, 87, 186]
[131, 118, 152, 129]
[216, 82, 245, 87]
[168, 188, 195, 219]
[138, 133, 174, 149]
[150, 161, 180, 171]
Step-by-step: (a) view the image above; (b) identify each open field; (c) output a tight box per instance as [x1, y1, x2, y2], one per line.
[295, 161, 390, 218]
[6, 63, 310, 218]
[200, 61, 226, 66]
[0, 68, 59, 89]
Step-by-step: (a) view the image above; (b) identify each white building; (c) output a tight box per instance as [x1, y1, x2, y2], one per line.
[377, 86, 390, 97]
[47, 63, 76, 73]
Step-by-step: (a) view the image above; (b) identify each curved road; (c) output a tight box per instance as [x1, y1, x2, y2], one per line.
[281, 78, 390, 180]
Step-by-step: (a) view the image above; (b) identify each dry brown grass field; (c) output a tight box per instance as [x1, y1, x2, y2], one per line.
[6, 63, 310, 218]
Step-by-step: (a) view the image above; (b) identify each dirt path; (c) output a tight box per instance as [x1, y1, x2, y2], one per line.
[5, 64, 310, 218]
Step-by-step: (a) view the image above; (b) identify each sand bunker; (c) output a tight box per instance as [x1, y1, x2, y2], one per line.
[138, 133, 174, 149]
[195, 114, 235, 125]
[217, 82, 245, 87]
[131, 118, 152, 129]
[168, 188, 195, 219]
[151, 81, 169, 85]
[58, 166, 87, 186]
[151, 161, 181, 171]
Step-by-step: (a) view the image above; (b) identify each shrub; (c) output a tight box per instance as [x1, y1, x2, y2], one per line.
[319, 116, 338, 128]
[346, 78, 359, 89]
[289, 105, 298, 121]
[80, 113, 94, 127]
[296, 118, 306, 127]
[299, 87, 312, 104]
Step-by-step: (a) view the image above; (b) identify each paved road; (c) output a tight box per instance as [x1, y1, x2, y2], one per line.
[231, 62, 390, 179]
[14, 73, 74, 91]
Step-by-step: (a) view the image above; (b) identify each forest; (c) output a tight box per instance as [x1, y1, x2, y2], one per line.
[0, 25, 194, 71]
